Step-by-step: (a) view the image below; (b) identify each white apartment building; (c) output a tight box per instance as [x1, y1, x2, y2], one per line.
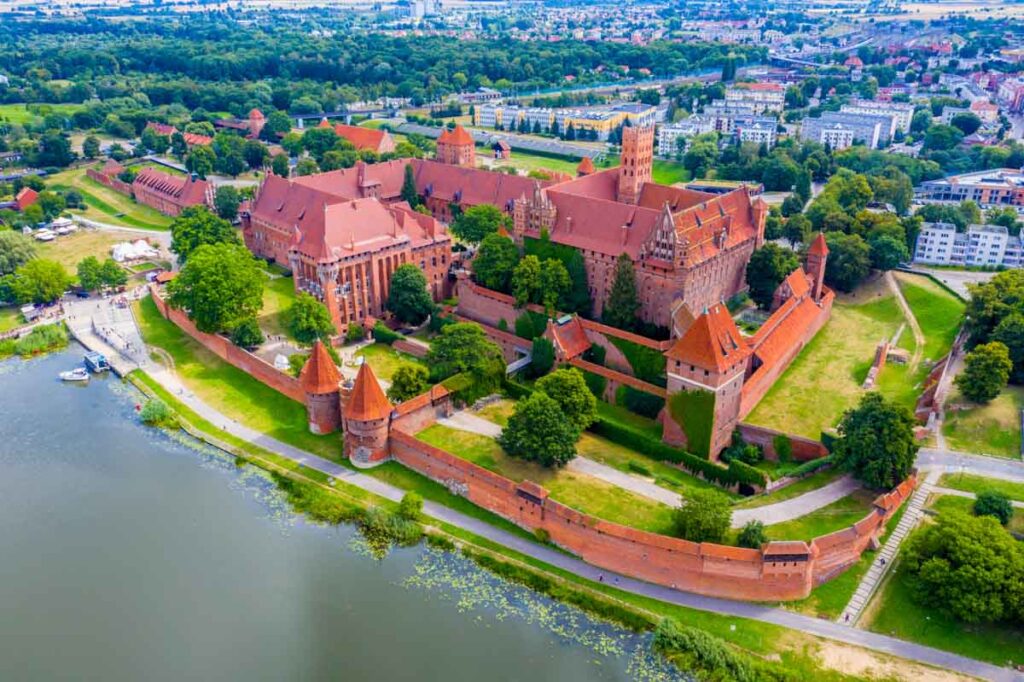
[737, 120, 777, 148]
[840, 99, 915, 134]
[656, 117, 714, 156]
[724, 83, 785, 114]
[914, 222, 1023, 268]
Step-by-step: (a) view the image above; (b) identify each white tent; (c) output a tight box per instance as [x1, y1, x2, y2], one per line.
[111, 239, 159, 263]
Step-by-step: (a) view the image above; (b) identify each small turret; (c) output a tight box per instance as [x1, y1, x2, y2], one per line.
[299, 340, 342, 434]
[805, 232, 829, 303]
[342, 363, 393, 467]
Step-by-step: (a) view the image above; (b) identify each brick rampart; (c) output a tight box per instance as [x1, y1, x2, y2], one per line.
[392, 338, 429, 359]
[736, 423, 828, 462]
[149, 287, 306, 403]
[86, 168, 132, 195]
[386, 423, 916, 602]
[568, 357, 667, 403]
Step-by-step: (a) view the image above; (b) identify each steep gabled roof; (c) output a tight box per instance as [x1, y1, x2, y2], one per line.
[576, 156, 595, 175]
[344, 362, 392, 422]
[299, 340, 341, 394]
[808, 232, 829, 257]
[665, 303, 749, 372]
[331, 123, 393, 152]
[437, 124, 474, 146]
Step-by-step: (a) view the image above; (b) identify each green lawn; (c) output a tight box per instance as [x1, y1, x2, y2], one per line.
[46, 166, 173, 231]
[487, 149, 585, 176]
[937, 472, 1024, 502]
[595, 400, 663, 438]
[415, 423, 677, 533]
[0, 102, 84, 125]
[354, 343, 426, 381]
[651, 160, 691, 185]
[942, 386, 1024, 459]
[752, 489, 876, 543]
[746, 287, 906, 438]
[36, 229, 144, 271]
[133, 296, 339, 461]
[893, 272, 964, 363]
[733, 468, 844, 510]
[258, 275, 297, 338]
[0, 307, 24, 333]
[928, 493, 1024, 534]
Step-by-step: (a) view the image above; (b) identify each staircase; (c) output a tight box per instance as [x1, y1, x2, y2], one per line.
[837, 470, 938, 627]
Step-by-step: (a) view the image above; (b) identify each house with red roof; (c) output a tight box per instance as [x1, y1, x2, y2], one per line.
[14, 187, 39, 212]
[317, 119, 396, 155]
[145, 122, 214, 148]
[131, 168, 213, 217]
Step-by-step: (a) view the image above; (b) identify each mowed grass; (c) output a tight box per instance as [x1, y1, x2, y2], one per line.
[942, 386, 1024, 459]
[354, 343, 426, 381]
[753, 489, 876, 543]
[652, 160, 691, 185]
[36, 229, 144, 270]
[46, 166, 173, 231]
[733, 468, 845, 510]
[928, 493, 1024, 534]
[865, 495, 1024, 667]
[746, 286, 905, 438]
[0, 306, 24, 333]
[486, 149, 586, 176]
[133, 296, 340, 461]
[937, 472, 1024, 502]
[893, 272, 964, 362]
[258, 275, 297, 338]
[0, 102, 83, 125]
[415, 423, 677, 533]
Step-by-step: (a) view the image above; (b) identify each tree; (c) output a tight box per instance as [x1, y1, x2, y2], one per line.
[0, 231, 37, 275]
[867, 233, 909, 271]
[450, 204, 509, 244]
[745, 244, 800, 310]
[140, 127, 170, 154]
[271, 154, 290, 177]
[82, 135, 100, 159]
[673, 489, 732, 543]
[538, 258, 570, 315]
[37, 132, 74, 167]
[823, 232, 871, 293]
[563, 250, 592, 316]
[949, 112, 982, 136]
[287, 292, 335, 344]
[230, 317, 264, 349]
[498, 393, 578, 468]
[974, 491, 1013, 526]
[99, 259, 127, 288]
[185, 145, 216, 179]
[910, 109, 933, 134]
[535, 367, 596, 433]
[169, 205, 239, 263]
[834, 392, 918, 489]
[244, 139, 269, 170]
[77, 256, 104, 291]
[295, 158, 319, 176]
[963, 270, 1024, 350]
[170, 132, 187, 159]
[955, 342, 1011, 404]
[166, 243, 264, 334]
[301, 127, 339, 162]
[11, 259, 71, 303]
[511, 254, 541, 307]
[387, 264, 434, 325]
[737, 520, 767, 549]
[603, 252, 640, 331]
[991, 313, 1024, 384]
[387, 363, 430, 402]
[426, 322, 504, 386]
[783, 213, 811, 245]
[400, 163, 420, 207]
[214, 185, 241, 222]
[903, 511, 1024, 624]
[36, 191, 66, 221]
[923, 124, 963, 152]
[528, 336, 556, 377]
[472, 233, 518, 292]
[260, 111, 293, 141]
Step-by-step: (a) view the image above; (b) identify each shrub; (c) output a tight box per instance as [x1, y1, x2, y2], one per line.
[288, 353, 308, 377]
[737, 520, 767, 549]
[533, 528, 550, 544]
[974, 490, 1013, 526]
[139, 398, 177, 427]
[230, 316, 264, 349]
[788, 455, 834, 478]
[652, 619, 794, 682]
[720, 431, 763, 465]
[360, 506, 423, 556]
[344, 322, 365, 344]
[667, 389, 715, 459]
[773, 434, 793, 463]
[428, 312, 454, 333]
[398, 492, 424, 521]
[12, 323, 68, 357]
[502, 377, 533, 400]
[583, 342, 606, 366]
[616, 384, 665, 419]
[627, 461, 652, 477]
[530, 336, 555, 377]
[673, 489, 732, 543]
[608, 336, 666, 385]
[582, 370, 607, 400]
[372, 321, 403, 345]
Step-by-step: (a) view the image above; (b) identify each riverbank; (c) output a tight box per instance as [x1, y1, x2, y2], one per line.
[125, 369, 995, 682]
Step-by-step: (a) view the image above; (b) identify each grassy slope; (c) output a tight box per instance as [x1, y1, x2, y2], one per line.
[753, 489, 876, 543]
[942, 386, 1024, 459]
[133, 296, 339, 460]
[355, 343, 427, 381]
[258, 274, 297, 338]
[893, 272, 964, 363]
[938, 472, 1024, 502]
[46, 166, 173, 231]
[733, 468, 844, 510]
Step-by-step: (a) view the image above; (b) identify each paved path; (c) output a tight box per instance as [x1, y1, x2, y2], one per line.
[918, 448, 1024, 481]
[731, 476, 860, 528]
[438, 411, 502, 437]
[64, 290, 150, 376]
[839, 469, 939, 628]
[931, 486, 1024, 508]
[135, 363, 1021, 681]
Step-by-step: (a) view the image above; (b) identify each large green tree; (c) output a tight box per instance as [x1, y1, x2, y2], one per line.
[535, 367, 597, 433]
[167, 243, 264, 334]
[991, 313, 1024, 384]
[823, 232, 871, 293]
[511, 254, 541, 307]
[287, 291, 336, 344]
[963, 269, 1024, 356]
[451, 204, 510, 245]
[169, 205, 239, 263]
[834, 392, 918, 489]
[472, 232, 518, 292]
[0, 231, 37, 276]
[538, 258, 570, 315]
[213, 185, 241, 222]
[11, 259, 71, 303]
[603, 252, 640, 331]
[400, 163, 420, 207]
[498, 392, 578, 468]
[955, 341, 1012, 404]
[745, 244, 800, 310]
[426, 322, 504, 386]
[673, 489, 732, 543]
[387, 363, 430, 403]
[386, 264, 434, 325]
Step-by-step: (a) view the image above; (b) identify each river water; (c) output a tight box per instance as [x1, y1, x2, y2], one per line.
[0, 348, 686, 681]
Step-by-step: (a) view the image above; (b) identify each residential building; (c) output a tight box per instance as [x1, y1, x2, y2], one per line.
[656, 117, 714, 157]
[840, 99, 915, 133]
[913, 222, 1023, 268]
[970, 100, 1000, 124]
[800, 112, 889, 149]
[736, 119, 777, 148]
[915, 168, 1024, 209]
[144, 122, 212, 147]
[724, 83, 785, 114]
[997, 79, 1024, 113]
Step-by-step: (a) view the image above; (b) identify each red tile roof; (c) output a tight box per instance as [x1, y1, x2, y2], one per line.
[344, 362, 392, 421]
[249, 109, 264, 119]
[146, 121, 177, 136]
[299, 340, 342, 394]
[331, 123, 393, 153]
[438, 124, 474, 146]
[546, 315, 590, 360]
[665, 303, 749, 373]
[576, 157, 595, 175]
[808, 232, 829, 257]
[100, 159, 125, 176]
[14, 187, 39, 211]
[183, 132, 213, 147]
[132, 167, 210, 206]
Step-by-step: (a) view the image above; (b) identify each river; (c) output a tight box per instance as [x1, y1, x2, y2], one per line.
[0, 348, 685, 681]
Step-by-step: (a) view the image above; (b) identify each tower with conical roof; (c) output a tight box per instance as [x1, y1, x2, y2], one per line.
[299, 340, 342, 434]
[805, 232, 829, 303]
[436, 124, 476, 167]
[342, 362, 394, 466]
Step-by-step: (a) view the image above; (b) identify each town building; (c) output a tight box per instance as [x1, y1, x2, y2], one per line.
[840, 99, 915, 133]
[475, 102, 658, 141]
[970, 100, 1000, 124]
[144, 122, 213, 148]
[915, 168, 1024, 209]
[317, 120, 396, 155]
[14, 187, 39, 212]
[736, 119, 777, 148]
[724, 83, 785, 114]
[800, 111, 891, 149]
[913, 222, 1023, 268]
[435, 125, 476, 167]
[131, 168, 212, 217]
[997, 79, 1024, 113]
[656, 117, 714, 157]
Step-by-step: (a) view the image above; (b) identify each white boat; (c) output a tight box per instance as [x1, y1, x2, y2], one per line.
[59, 367, 90, 382]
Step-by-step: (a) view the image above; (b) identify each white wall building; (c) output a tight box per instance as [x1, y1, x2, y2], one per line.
[656, 117, 714, 156]
[840, 99, 915, 134]
[914, 222, 1023, 268]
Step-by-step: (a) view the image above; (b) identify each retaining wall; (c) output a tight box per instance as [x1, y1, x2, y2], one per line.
[736, 423, 828, 462]
[86, 168, 133, 195]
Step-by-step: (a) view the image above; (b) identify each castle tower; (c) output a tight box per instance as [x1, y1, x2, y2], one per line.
[299, 340, 342, 435]
[663, 304, 750, 460]
[576, 156, 595, 177]
[436, 124, 476, 167]
[805, 232, 829, 303]
[617, 125, 654, 205]
[342, 363, 394, 467]
[751, 196, 769, 247]
[248, 108, 266, 139]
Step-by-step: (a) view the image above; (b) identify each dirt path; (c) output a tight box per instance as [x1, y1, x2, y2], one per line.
[886, 271, 924, 371]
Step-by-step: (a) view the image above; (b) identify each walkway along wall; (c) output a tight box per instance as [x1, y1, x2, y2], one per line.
[385, 409, 915, 602]
[149, 286, 306, 403]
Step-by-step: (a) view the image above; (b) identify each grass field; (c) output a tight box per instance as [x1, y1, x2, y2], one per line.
[928, 493, 1024, 534]
[416, 423, 677, 533]
[0, 307, 24, 333]
[0, 102, 84, 125]
[937, 472, 1024, 502]
[485, 150, 588, 177]
[354, 343, 427, 381]
[865, 494, 1024, 667]
[751, 489, 876, 542]
[893, 272, 964, 363]
[942, 386, 1024, 459]
[652, 160, 691, 185]
[133, 296, 339, 460]
[258, 275, 297, 338]
[46, 166, 173, 231]
[36, 229, 144, 270]
[733, 468, 844, 510]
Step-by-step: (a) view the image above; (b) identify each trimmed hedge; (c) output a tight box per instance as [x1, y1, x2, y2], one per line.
[615, 384, 665, 419]
[608, 335, 667, 386]
[503, 378, 534, 400]
[372, 321, 404, 345]
[588, 417, 766, 489]
[582, 370, 608, 400]
[788, 455, 835, 478]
